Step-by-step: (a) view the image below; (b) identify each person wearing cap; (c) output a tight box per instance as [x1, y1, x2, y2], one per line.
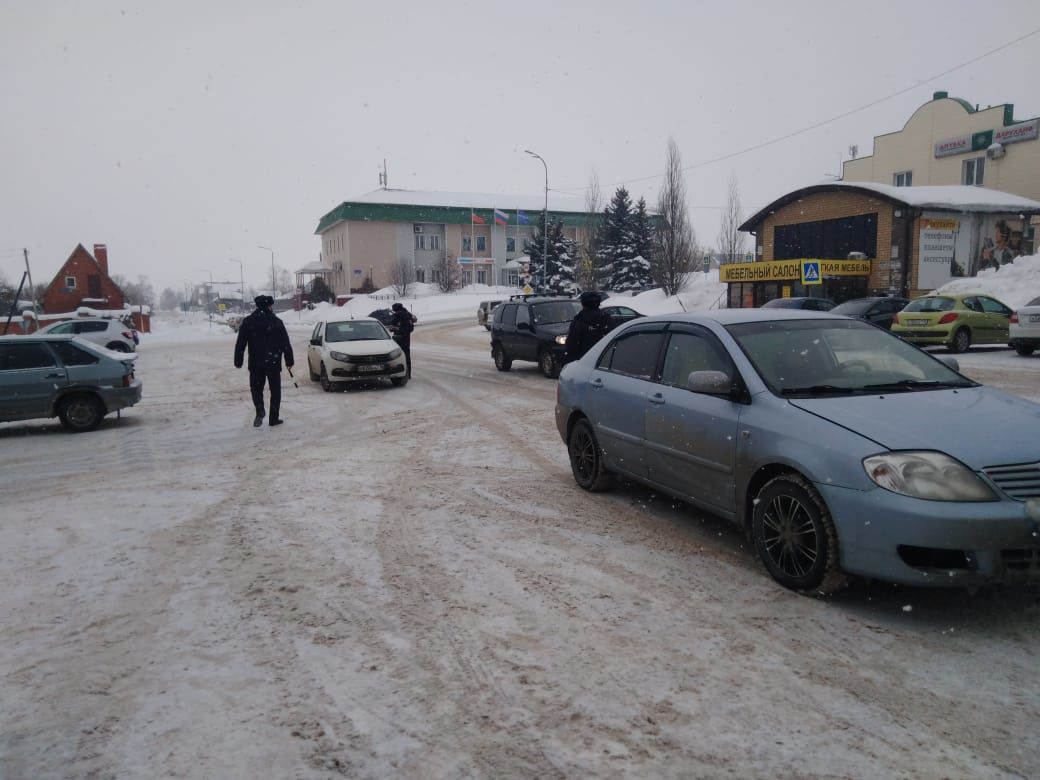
[565, 291, 612, 363]
[234, 295, 294, 427]
[388, 302, 417, 378]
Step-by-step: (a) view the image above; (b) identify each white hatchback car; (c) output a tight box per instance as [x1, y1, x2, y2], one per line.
[1010, 295, 1040, 356]
[37, 318, 138, 352]
[306, 318, 408, 390]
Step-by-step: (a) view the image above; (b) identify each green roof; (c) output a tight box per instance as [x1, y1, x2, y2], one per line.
[315, 201, 596, 234]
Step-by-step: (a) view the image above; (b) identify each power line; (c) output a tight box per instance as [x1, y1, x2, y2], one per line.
[554, 24, 1040, 194]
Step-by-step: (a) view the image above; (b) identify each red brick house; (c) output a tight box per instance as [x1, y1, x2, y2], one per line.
[41, 244, 126, 313]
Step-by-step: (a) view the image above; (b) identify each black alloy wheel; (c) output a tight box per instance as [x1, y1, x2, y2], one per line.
[57, 394, 105, 432]
[950, 328, 971, 354]
[752, 474, 845, 594]
[567, 418, 613, 492]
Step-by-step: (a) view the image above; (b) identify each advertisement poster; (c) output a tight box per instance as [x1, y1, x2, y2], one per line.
[918, 218, 959, 289]
[976, 215, 1027, 274]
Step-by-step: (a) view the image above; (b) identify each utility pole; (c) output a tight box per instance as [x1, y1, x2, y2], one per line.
[24, 249, 37, 314]
[259, 245, 275, 296]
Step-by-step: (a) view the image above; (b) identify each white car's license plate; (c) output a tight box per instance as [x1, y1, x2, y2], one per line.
[358, 364, 383, 372]
[1029, 314, 1040, 323]
[907, 319, 929, 326]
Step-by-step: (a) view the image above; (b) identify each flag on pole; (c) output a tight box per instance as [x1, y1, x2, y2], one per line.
[493, 208, 509, 226]
[471, 210, 487, 225]
[516, 209, 531, 225]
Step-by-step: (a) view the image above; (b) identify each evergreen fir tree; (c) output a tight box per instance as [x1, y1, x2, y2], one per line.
[596, 186, 644, 292]
[631, 197, 657, 290]
[525, 214, 578, 296]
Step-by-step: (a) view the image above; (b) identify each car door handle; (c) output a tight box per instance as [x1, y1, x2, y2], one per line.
[46, 372, 64, 378]
[648, 393, 665, 405]
[589, 378, 603, 389]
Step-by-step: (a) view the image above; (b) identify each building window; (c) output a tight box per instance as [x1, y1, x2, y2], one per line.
[963, 157, 985, 186]
[65, 276, 76, 289]
[506, 236, 516, 252]
[415, 268, 426, 283]
[429, 235, 440, 250]
[893, 170, 912, 187]
[476, 236, 486, 252]
[462, 236, 472, 252]
[431, 268, 442, 283]
[414, 234, 426, 250]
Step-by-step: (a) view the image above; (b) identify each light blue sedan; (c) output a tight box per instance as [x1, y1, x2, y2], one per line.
[555, 309, 1040, 593]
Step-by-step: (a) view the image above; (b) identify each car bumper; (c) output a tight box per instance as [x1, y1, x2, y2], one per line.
[100, 380, 143, 413]
[330, 360, 407, 380]
[817, 482, 1040, 587]
[891, 327, 953, 345]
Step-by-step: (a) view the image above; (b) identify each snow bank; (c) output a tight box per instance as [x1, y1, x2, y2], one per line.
[936, 252, 1040, 307]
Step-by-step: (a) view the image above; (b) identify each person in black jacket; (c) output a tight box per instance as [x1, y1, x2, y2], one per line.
[565, 291, 613, 363]
[234, 295, 294, 427]
[388, 302, 417, 378]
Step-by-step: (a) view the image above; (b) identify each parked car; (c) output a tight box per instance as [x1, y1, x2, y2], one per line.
[891, 293, 1011, 353]
[600, 304, 643, 329]
[830, 296, 910, 330]
[306, 317, 408, 390]
[37, 317, 138, 352]
[1009, 295, 1040, 356]
[368, 309, 395, 326]
[760, 296, 836, 311]
[477, 300, 502, 330]
[0, 334, 142, 432]
[490, 295, 583, 378]
[556, 309, 1040, 593]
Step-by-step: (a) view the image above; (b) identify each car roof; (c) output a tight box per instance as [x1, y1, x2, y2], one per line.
[0, 333, 79, 342]
[631, 309, 845, 328]
[324, 317, 383, 325]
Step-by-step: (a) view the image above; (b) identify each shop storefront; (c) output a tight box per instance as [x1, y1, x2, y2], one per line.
[721, 258, 872, 308]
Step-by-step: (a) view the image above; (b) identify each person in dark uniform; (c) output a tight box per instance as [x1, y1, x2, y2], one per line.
[565, 291, 613, 363]
[388, 302, 417, 378]
[234, 295, 294, 427]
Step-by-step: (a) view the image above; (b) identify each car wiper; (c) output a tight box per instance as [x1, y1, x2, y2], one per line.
[861, 379, 972, 392]
[780, 384, 856, 395]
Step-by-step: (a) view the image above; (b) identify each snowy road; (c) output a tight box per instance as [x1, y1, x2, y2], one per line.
[2, 318, 1039, 778]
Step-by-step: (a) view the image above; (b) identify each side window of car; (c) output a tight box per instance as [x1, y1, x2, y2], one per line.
[50, 341, 99, 366]
[311, 323, 322, 342]
[600, 331, 665, 379]
[515, 305, 530, 328]
[78, 321, 108, 333]
[979, 297, 1010, 316]
[962, 296, 981, 313]
[49, 322, 76, 334]
[0, 342, 57, 370]
[660, 331, 732, 389]
[500, 304, 517, 327]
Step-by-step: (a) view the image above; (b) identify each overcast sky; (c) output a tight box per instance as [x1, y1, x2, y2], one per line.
[2, 0, 1039, 298]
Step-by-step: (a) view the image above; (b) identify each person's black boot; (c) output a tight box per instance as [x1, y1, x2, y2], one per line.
[270, 418, 284, 427]
[254, 412, 264, 427]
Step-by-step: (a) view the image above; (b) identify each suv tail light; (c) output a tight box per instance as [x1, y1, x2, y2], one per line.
[1010, 311, 1019, 324]
[122, 330, 134, 340]
[937, 312, 959, 325]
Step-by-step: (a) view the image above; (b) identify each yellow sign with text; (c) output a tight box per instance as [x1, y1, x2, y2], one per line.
[719, 258, 872, 283]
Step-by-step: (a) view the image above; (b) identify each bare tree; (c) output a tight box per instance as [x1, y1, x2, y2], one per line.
[390, 257, 415, 297]
[433, 252, 461, 293]
[579, 171, 602, 290]
[652, 138, 697, 296]
[716, 173, 746, 264]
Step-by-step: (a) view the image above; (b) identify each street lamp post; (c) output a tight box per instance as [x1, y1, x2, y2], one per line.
[258, 245, 275, 297]
[201, 268, 213, 329]
[228, 258, 244, 309]
[524, 149, 548, 292]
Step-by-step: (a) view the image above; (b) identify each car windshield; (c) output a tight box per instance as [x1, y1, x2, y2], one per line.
[727, 318, 976, 396]
[903, 296, 955, 313]
[830, 300, 875, 315]
[531, 300, 582, 324]
[325, 321, 389, 342]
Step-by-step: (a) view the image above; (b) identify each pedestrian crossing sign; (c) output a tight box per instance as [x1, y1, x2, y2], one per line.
[801, 260, 822, 285]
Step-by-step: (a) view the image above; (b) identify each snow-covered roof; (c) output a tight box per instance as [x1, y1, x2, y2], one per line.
[352, 188, 586, 213]
[295, 261, 331, 274]
[827, 181, 1040, 212]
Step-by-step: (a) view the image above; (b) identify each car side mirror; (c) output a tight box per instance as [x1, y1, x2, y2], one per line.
[310, 337, 321, 346]
[686, 370, 732, 395]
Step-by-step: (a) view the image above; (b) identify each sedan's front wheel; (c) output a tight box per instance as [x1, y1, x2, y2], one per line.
[319, 363, 334, 392]
[540, 349, 560, 379]
[752, 474, 845, 594]
[568, 418, 613, 492]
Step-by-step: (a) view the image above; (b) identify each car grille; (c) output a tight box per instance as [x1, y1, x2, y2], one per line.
[352, 353, 395, 364]
[983, 461, 1040, 499]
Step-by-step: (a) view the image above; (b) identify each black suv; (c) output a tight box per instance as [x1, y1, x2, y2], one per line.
[490, 295, 582, 378]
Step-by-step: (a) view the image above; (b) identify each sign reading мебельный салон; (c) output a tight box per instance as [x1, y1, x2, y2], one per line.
[719, 259, 871, 283]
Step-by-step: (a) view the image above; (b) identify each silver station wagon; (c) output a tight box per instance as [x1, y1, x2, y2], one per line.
[0, 334, 142, 432]
[555, 309, 1040, 593]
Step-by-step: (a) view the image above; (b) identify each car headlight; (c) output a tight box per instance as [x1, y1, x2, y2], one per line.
[388, 348, 402, 360]
[329, 351, 354, 363]
[863, 451, 996, 501]
[555, 335, 568, 345]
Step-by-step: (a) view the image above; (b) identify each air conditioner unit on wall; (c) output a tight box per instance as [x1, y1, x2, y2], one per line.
[413, 224, 424, 234]
[987, 142, 1006, 160]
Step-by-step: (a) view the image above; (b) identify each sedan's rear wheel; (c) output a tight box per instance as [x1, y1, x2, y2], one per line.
[57, 394, 105, 432]
[950, 328, 971, 354]
[493, 344, 512, 371]
[752, 474, 845, 594]
[319, 363, 334, 392]
[568, 418, 613, 492]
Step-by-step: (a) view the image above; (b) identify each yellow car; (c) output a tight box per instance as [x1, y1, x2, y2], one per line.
[891, 293, 1012, 353]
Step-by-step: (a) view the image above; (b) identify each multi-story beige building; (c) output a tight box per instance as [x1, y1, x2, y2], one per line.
[843, 90, 1039, 246]
[313, 189, 591, 295]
